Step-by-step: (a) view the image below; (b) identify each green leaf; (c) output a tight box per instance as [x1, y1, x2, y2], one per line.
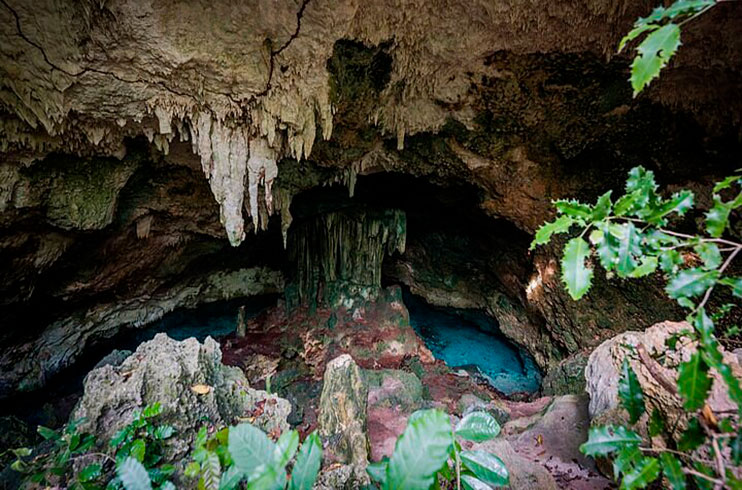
[619, 23, 659, 53]
[592, 191, 613, 220]
[160, 482, 176, 490]
[660, 453, 686, 490]
[129, 439, 146, 462]
[385, 409, 453, 490]
[141, 403, 163, 418]
[460, 450, 509, 487]
[611, 222, 642, 277]
[665, 268, 718, 299]
[152, 425, 175, 440]
[579, 425, 642, 457]
[366, 461, 388, 486]
[79, 463, 102, 483]
[560, 237, 594, 300]
[594, 224, 620, 270]
[288, 433, 322, 490]
[630, 24, 681, 96]
[37, 426, 60, 441]
[530, 215, 575, 250]
[629, 256, 658, 278]
[621, 457, 660, 490]
[461, 474, 493, 490]
[618, 359, 645, 424]
[714, 175, 741, 193]
[677, 352, 712, 411]
[273, 430, 299, 469]
[117, 457, 153, 490]
[201, 452, 222, 490]
[694, 242, 722, 270]
[228, 423, 276, 478]
[659, 249, 683, 274]
[646, 190, 694, 224]
[455, 412, 501, 442]
[706, 195, 732, 237]
[613, 444, 641, 479]
[219, 465, 244, 490]
[720, 277, 742, 298]
[554, 199, 592, 219]
[648, 409, 664, 437]
[678, 418, 705, 451]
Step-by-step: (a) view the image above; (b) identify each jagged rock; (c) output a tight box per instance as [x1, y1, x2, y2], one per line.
[91, 349, 132, 371]
[72, 333, 290, 457]
[318, 354, 369, 467]
[586, 320, 742, 433]
[541, 351, 589, 396]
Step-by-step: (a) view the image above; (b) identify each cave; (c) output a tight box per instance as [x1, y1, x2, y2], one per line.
[2, 0, 742, 488]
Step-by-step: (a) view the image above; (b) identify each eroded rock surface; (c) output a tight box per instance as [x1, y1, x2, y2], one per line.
[72, 333, 290, 457]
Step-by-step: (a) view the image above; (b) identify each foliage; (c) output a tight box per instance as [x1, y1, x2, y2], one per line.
[618, 0, 718, 96]
[533, 166, 742, 488]
[367, 409, 508, 490]
[10, 403, 177, 490]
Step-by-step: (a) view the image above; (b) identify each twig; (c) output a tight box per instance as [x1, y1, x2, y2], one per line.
[637, 343, 678, 395]
[696, 246, 742, 313]
[711, 435, 726, 485]
[684, 467, 725, 486]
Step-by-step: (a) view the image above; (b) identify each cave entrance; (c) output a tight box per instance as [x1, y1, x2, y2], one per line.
[287, 171, 543, 395]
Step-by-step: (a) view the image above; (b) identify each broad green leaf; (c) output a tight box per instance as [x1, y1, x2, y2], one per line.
[273, 430, 299, 469]
[626, 166, 657, 196]
[560, 237, 593, 300]
[247, 464, 286, 490]
[460, 450, 509, 487]
[614, 192, 641, 217]
[461, 474, 492, 490]
[142, 403, 163, 418]
[661, 453, 686, 490]
[678, 418, 705, 451]
[629, 256, 657, 278]
[677, 352, 712, 411]
[455, 412, 501, 442]
[720, 277, 742, 298]
[385, 409, 453, 490]
[706, 195, 732, 237]
[621, 457, 660, 490]
[630, 24, 681, 96]
[288, 433, 322, 490]
[555, 199, 592, 219]
[37, 426, 60, 441]
[646, 190, 694, 224]
[366, 461, 388, 486]
[665, 268, 718, 299]
[153, 425, 175, 440]
[591, 191, 613, 220]
[659, 250, 682, 273]
[594, 224, 620, 270]
[579, 425, 642, 457]
[130, 439, 146, 462]
[694, 242, 722, 270]
[613, 444, 641, 479]
[618, 359, 645, 424]
[648, 409, 664, 437]
[530, 215, 575, 250]
[201, 452, 222, 490]
[619, 24, 659, 52]
[219, 465, 244, 490]
[611, 222, 642, 277]
[117, 457, 153, 490]
[228, 423, 276, 477]
[79, 463, 102, 483]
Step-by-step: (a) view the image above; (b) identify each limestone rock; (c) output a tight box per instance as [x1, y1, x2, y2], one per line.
[541, 351, 589, 396]
[364, 369, 423, 412]
[91, 349, 132, 371]
[473, 438, 558, 490]
[72, 334, 290, 457]
[318, 354, 369, 466]
[585, 321, 742, 432]
[457, 393, 510, 426]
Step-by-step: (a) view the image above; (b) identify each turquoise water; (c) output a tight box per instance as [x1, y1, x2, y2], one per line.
[404, 291, 541, 395]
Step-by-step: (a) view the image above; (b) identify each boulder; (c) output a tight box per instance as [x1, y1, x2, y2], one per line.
[473, 438, 558, 490]
[318, 355, 369, 467]
[72, 333, 290, 457]
[585, 321, 742, 431]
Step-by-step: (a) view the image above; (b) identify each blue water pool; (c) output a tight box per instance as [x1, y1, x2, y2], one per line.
[404, 290, 541, 395]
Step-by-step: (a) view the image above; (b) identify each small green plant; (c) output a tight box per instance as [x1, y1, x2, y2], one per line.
[367, 409, 508, 490]
[11, 403, 176, 489]
[183, 423, 323, 490]
[618, 0, 721, 96]
[532, 166, 742, 488]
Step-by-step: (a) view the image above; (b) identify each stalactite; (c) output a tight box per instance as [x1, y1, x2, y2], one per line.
[287, 206, 406, 308]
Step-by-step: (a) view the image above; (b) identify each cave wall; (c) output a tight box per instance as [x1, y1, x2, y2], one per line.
[1, 0, 742, 397]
